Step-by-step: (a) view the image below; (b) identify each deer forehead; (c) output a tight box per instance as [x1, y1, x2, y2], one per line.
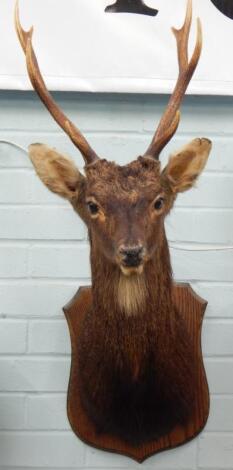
[85, 158, 162, 202]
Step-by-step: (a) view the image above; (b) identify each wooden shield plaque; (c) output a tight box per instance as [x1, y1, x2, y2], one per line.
[63, 283, 209, 463]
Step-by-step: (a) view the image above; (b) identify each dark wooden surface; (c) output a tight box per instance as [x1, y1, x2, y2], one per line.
[63, 283, 209, 463]
[105, 0, 158, 16]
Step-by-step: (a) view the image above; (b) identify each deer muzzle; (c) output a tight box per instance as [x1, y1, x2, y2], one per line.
[118, 245, 145, 275]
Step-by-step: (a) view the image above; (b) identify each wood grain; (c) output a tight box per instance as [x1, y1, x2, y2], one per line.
[63, 283, 209, 463]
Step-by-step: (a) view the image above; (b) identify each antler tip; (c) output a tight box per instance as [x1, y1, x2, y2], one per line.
[14, 0, 34, 52]
[14, 0, 20, 29]
[14, 0, 19, 13]
[197, 17, 202, 38]
[186, 0, 193, 22]
[186, 0, 193, 16]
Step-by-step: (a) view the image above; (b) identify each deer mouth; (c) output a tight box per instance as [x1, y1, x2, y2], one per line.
[120, 264, 144, 276]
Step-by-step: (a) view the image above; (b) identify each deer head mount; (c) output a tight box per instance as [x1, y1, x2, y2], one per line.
[15, 0, 211, 283]
[15, 0, 212, 447]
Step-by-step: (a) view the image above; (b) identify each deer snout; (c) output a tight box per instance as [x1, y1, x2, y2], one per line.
[119, 245, 144, 268]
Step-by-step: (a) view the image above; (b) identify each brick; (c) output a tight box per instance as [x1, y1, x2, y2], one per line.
[86, 439, 197, 469]
[27, 394, 69, 430]
[0, 358, 70, 392]
[28, 243, 233, 282]
[0, 395, 26, 430]
[146, 440, 197, 469]
[0, 170, 31, 203]
[30, 172, 66, 204]
[2, 168, 232, 210]
[1, 358, 227, 402]
[144, 96, 233, 135]
[1, 91, 233, 469]
[193, 283, 233, 318]
[206, 396, 233, 432]
[0, 319, 27, 353]
[167, 209, 233, 244]
[159, 135, 233, 172]
[0, 170, 68, 205]
[29, 244, 91, 278]
[2, 131, 233, 173]
[0, 245, 28, 278]
[0, 130, 85, 169]
[87, 134, 233, 173]
[28, 320, 70, 354]
[1, 160, 232, 214]
[198, 434, 233, 469]
[0, 138, 30, 168]
[171, 250, 233, 282]
[0, 431, 85, 467]
[0, 468, 84, 470]
[202, 320, 233, 356]
[205, 359, 233, 394]
[0, 91, 146, 133]
[175, 174, 233, 209]
[1, 93, 232, 138]
[0, 281, 80, 317]
[0, 207, 86, 240]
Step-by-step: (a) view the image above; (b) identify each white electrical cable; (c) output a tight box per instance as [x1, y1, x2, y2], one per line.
[0, 139, 29, 154]
[1, 139, 233, 253]
[169, 243, 233, 251]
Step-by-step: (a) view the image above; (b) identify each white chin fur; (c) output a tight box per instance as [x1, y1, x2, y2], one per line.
[120, 265, 144, 277]
[116, 270, 147, 317]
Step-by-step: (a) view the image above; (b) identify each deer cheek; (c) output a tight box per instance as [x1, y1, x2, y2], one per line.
[90, 223, 116, 262]
[147, 221, 164, 254]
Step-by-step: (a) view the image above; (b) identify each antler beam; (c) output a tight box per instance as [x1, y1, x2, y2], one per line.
[144, 0, 202, 160]
[14, 0, 99, 165]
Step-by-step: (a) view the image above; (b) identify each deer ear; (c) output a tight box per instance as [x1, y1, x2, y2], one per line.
[28, 144, 85, 200]
[162, 138, 212, 193]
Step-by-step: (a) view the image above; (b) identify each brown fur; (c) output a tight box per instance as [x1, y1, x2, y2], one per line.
[28, 138, 212, 445]
[78, 232, 197, 444]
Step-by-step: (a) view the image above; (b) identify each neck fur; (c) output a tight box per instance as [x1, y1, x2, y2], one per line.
[80, 231, 196, 445]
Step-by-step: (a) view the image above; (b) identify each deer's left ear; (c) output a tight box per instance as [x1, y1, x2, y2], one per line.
[162, 138, 212, 193]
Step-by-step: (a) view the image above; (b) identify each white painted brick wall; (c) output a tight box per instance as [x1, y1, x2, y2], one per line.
[0, 320, 27, 353]
[0, 91, 233, 469]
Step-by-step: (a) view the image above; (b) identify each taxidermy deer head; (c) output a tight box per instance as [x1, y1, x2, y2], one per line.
[15, 0, 212, 446]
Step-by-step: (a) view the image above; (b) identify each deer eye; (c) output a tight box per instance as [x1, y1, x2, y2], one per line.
[87, 201, 99, 215]
[154, 197, 164, 211]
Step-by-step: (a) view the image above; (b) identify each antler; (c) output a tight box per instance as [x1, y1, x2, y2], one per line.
[144, 0, 202, 160]
[14, 0, 99, 165]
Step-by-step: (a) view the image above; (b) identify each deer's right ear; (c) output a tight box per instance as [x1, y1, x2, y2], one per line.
[162, 138, 212, 193]
[28, 144, 85, 200]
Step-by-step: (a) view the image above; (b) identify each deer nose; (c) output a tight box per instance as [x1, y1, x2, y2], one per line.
[119, 245, 144, 267]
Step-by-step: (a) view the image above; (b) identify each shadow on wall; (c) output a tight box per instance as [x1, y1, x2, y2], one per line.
[105, 0, 158, 16]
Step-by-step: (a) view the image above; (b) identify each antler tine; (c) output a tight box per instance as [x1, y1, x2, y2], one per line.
[144, 0, 202, 160]
[14, 0, 99, 165]
[173, 0, 192, 72]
